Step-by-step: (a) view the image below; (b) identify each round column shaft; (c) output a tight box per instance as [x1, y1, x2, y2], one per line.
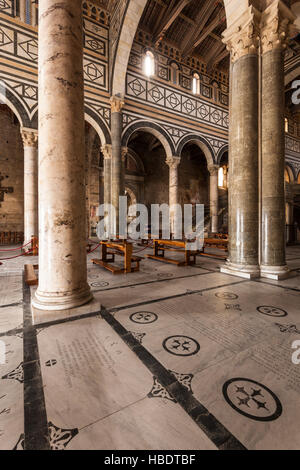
[110, 96, 124, 234]
[209, 165, 219, 234]
[166, 156, 180, 236]
[22, 129, 38, 242]
[32, 0, 92, 311]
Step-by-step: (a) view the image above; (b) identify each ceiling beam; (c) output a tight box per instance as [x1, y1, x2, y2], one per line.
[206, 43, 228, 71]
[181, 1, 220, 57]
[154, 0, 193, 45]
[184, 11, 226, 56]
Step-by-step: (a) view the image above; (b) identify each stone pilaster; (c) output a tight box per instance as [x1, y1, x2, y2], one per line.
[166, 156, 180, 234]
[32, 0, 92, 311]
[21, 128, 38, 242]
[208, 165, 219, 234]
[19, 0, 26, 23]
[260, 1, 295, 280]
[221, 7, 260, 279]
[110, 95, 124, 234]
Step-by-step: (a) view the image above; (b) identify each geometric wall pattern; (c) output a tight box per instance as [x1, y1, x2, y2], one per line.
[126, 72, 229, 131]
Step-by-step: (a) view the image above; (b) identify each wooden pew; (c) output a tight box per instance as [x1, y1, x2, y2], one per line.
[92, 241, 143, 274]
[24, 264, 38, 286]
[146, 239, 197, 266]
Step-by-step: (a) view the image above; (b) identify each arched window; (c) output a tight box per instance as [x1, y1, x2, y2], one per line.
[218, 167, 224, 188]
[170, 62, 179, 86]
[192, 73, 200, 95]
[298, 172, 300, 184]
[285, 117, 289, 133]
[144, 51, 155, 77]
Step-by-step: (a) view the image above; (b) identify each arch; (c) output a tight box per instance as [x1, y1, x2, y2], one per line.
[177, 135, 215, 167]
[111, 0, 148, 96]
[125, 186, 137, 206]
[122, 120, 175, 158]
[217, 144, 229, 165]
[126, 148, 145, 174]
[0, 85, 32, 128]
[84, 106, 111, 145]
[285, 163, 296, 183]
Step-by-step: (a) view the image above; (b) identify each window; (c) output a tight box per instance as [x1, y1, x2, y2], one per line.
[298, 172, 300, 184]
[192, 73, 200, 95]
[218, 167, 224, 188]
[285, 168, 290, 183]
[285, 118, 289, 133]
[144, 51, 155, 77]
[170, 62, 179, 86]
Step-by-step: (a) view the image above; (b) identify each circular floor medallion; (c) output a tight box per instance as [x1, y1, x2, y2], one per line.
[91, 281, 109, 288]
[163, 335, 200, 357]
[130, 312, 158, 324]
[257, 306, 287, 317]
[215, 292, 238, 300]
[223, 378, 282, 422]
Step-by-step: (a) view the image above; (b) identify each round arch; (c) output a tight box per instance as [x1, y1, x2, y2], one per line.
[0, 86, 31, 128]
[122, 120, 175, 159]
[127, 148, 145, 174]
[177, 135, 215, 167]
[84, 106, 111, 145]
[217, 144, 228, 165]
[285, 163, 296, 183]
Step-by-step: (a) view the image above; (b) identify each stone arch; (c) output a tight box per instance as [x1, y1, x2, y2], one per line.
[285, 163, 296, 183]
[217, 144, 229, 165]
[84, 106, 111, 145]
[127, 147, 145, 174]
[111, 0, 148, 96]
[125, 186, 137, 206]
[0, 85, 32, 128]
[177, 135, 215, 167]
[122, 120, 175, 158]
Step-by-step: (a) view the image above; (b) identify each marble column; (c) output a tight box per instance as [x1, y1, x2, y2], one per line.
[208, 165, 219, 234]
[166, 156, 180, 235]
[110, 96, 124, 234]
[31, 1, 37, 26]
[221, 9, 260, 279]
[121, 147, 128, 196]
[32, 0, 92, 311]
[260, 3, 295, 279]
[101, 144, 112, 207]
[19, 0, 26, 23]
[21, 128, 38, 242]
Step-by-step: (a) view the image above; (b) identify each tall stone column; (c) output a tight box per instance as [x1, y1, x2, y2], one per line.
[110, 96, 124, 234]
[208, 165, 219, 234]
[166, 156, 180, 235]
[21, 128, 38, 242]
[32, 0, 92, 311]
[101, 144, 112, 207]
[221, 8, 260, 279]
[260, 2, 295, 279]
[121, 147, 128, 196]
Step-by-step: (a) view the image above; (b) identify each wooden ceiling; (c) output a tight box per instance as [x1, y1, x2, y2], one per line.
[137, 0, 229, 71]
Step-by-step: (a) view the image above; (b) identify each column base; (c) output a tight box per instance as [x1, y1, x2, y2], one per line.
[31, 284, 93, 311]
[260, 265, 290, 280]
[220, 261, 260, 280]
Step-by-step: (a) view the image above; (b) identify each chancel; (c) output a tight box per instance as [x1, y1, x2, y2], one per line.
[0, 0, 300, 452]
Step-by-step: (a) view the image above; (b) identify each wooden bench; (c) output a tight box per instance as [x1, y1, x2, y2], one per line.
[146, 239, 197, 266]
[196, 236, 228, 260]
[92, 241, 143, 274]
[0, 231, 24, 245]
[24, 264, 38, 286]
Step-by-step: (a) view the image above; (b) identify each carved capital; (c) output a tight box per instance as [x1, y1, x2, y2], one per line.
[110, 95, 124, 113]
[222, 7, 260, 63]
[260, 1, 296, 54]
[208, 165, 219, 176]
[101, 144, 112, 160]
[21, 128, 38, 148]
[166, 156, 180, 170]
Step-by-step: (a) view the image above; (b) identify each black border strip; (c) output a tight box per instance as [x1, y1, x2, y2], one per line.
[22, 275, 50, 450]
[100, 308, 247, 451]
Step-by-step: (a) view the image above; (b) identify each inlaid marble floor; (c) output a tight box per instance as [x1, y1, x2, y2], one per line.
[0, 245, 300, 450]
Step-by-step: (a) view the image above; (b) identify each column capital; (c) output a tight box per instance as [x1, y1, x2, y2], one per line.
[166, 156, 180, 170]
[110, 95, 125, 113]
[208, 164, 219, 176]
[101, 144, 112, 160]
[222, 6, 260, 63]
[21, 128, 38, 147]
[260, 1, 296, 54]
